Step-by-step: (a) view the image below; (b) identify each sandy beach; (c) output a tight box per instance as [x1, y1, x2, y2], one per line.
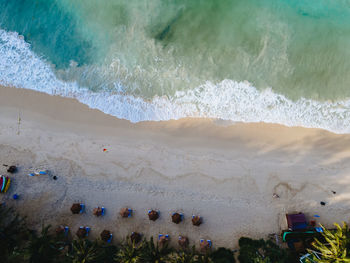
[1, 86, 350, 248]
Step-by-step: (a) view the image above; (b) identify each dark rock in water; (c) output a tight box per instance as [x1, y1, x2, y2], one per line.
[320, 201, 326, 206]
[7, 166, 17, 174]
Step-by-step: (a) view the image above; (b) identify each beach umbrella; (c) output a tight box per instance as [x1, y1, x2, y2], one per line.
[76, 228, 87, 238]
[55, 225, 68, 236]
[130, 232, 142, 244]
[148, 210, 159, 221]
[120, 207, 131, 218]
[76, 227, 90, 238]
[70, 203, 82, 214]
[100, 230, 112, 242]
[158, 234, 169, 247]
[178, 236, 189, 248]
[172, 213, 183, 224]
[93, 207, 103, 217]
[192, 215, 202, 226]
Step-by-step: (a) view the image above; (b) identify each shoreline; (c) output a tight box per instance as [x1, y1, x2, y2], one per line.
[1, 86, 350, 248]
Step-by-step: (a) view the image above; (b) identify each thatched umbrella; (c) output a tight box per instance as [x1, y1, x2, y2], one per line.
[93, 207, 103, 217]
[130, 232, 142, 244]
[172, 213, 183, 224]
[120, 207, 131, 218]
[200, 240, 212, 252]
[76, 227, 87, 238]
[158, 234, 169, 247]
[148, 210, 159, 221]
[100, 230, 112, 242]
[70, 203, 82, 214]
[192, 215, 202, 226]
[178, 236, 189, 248]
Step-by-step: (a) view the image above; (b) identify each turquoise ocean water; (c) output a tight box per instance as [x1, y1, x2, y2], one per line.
[0, 0, 350, 132]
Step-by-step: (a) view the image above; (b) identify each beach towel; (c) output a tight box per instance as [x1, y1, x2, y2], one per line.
[0, 176, 3, 192]
[4, 178, 11, 193]
[1, 176, 7, 192]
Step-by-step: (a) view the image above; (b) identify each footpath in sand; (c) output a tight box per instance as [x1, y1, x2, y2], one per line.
[1, 86, 350, 248]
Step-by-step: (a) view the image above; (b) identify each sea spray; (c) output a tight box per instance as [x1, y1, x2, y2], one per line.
[1, 29, 350, 133]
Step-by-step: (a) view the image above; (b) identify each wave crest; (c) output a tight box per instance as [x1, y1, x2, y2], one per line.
[1, 29, 350, 133]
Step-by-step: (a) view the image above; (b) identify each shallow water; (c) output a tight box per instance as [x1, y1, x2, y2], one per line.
[1, 0, 350, 132]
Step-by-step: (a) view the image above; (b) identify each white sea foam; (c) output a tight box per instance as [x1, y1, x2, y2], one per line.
[1, 29, 350, 133]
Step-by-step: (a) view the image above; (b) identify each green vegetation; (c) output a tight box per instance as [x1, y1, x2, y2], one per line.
[4, 204, 334, 263]
[237, 237, 293, 263]
[309, 222, 350, 263]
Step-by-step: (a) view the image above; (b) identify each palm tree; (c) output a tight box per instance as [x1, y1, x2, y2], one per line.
[115, 238, 142, 263]
[310, 222, 350, 263]
[0, 205, 28, 262]
[67, 239, 102, 263]
[170, 246, 197, 263]
[140, 237, 173, 263]
[23, 225, 63, 263]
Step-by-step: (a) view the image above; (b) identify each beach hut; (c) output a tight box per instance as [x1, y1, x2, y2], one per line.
[171, 212, 183, 224]
[178, 236, 189, 248]
[148, 210, 159, 221]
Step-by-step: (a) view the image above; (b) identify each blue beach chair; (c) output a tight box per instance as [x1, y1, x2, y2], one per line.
[80, 204, 85, 213]
[107, 233, 113, 243]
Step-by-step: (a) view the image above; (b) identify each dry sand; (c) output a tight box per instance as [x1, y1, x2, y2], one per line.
[1, 86, 350, 248]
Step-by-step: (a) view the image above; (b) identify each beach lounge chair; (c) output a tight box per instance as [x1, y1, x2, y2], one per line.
[80, 204, 85, 213]
[200, 239, 212, 247]
[28, 170, 48, 176]
[107, 233, 113, 243]
[158, 234, 169, 240]
[79, 226, 90, 237]
[286, 213, 308, 231]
